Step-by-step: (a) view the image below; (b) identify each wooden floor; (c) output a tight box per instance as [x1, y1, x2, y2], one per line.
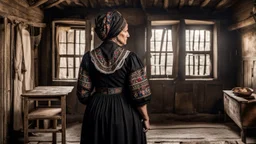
[12, 114, 256, 144]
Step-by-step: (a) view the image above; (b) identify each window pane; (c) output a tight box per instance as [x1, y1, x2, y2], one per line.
[60, 57, 67, 67]
[59, 31, 66, 42]
[80, 44, 85, 55]
[68, 30, 74, 42]
[68, 58, 74, 68]
[80, 30, 86, 44]
[75, 31, 80, 43]
[67, 44, 74, 54]
[76, 58, 81, 67]
[166, 66, 172, 75]
[75, 68, 79, 78]
[59, 68, 67, 79]
[185, 54, 211, 76]
[59, 44, 66, 55]
[167, 42, 172, 51]
[68, 68, 74, 79]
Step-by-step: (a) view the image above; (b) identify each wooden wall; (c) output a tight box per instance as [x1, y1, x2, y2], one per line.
[41, 8, 239, 116]
[231, 0, 256, 91]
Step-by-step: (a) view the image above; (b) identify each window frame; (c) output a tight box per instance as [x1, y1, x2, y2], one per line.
[149, 25, 174, 78]
[52, 20, 90, 81]
[185, 25, 214, 78]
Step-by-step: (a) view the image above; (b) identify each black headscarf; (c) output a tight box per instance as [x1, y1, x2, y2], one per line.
[95, 10, 127, 41]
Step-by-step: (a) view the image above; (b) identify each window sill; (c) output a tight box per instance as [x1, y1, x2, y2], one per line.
[185, 78, 215, 81]
[149, 78, 174, 81]
[52, 79, 77, 83]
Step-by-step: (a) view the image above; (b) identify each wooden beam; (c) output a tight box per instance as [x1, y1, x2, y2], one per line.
[30, 0, 48, 8]
[7, 15, 46, 27]
[0, 0, 43, 23]
[164, 0, 169, 9]
[45, 0, 65, 9]
[65, 0, 72, 5]
[88, 0, 95, 8]
[216, 0, 231, 9]
[114, 0, 120, 5]
[228, 16, 255, 31]
[153, 0, 158, 6]
[80, 0, 89, 7]
[188, 0, 194, 6]
[179, 0, 185, 8]
[200, 0, 210, 7]
[73, 0, 83, 6]
[140, 0, 146, 11]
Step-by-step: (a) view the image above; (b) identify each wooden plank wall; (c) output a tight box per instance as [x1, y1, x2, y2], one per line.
[0, 0, 43, 23]
[0, 17, 4, 144]
[42, 8, 238, 115]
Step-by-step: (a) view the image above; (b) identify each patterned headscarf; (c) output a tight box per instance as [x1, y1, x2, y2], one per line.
[95, 10, 127, 41]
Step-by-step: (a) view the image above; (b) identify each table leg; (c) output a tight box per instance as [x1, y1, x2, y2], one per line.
[241, 128, 247, 144]
[52, 119, 57, 144]
[23, 97, 28, 144]
[61, 96, 66, 144]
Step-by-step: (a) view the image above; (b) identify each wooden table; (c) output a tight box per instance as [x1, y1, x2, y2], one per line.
[21, 86, 74, 144]
[223, 90, 256, 143]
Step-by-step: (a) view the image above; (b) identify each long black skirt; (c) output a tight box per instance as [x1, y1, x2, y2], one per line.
[80, 93, 147, 144]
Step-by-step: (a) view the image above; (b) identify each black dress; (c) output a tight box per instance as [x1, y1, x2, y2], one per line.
[76, 40, 151, 144]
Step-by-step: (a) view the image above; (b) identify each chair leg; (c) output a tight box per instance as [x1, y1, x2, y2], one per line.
[52, 120, 57, 144]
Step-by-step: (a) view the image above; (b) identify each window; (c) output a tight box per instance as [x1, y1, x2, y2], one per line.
[58, 29, 85, 79]
[185, 25, 213, 77]
[150, 26, 173, 78]
[52, 20, 88, 80]
[147, 20, 216, 79]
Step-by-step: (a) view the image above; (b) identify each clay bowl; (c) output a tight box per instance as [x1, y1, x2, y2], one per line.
[232, 87, 254, 97]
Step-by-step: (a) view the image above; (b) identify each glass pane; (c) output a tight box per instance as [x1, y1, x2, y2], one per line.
[75, 31, 80, 43]
[59, 31, 66, 42]
[76, 58, 81, 67]
[80, 44, 85, 55]
[168, 30, 172, 41]
[167, 42, 172, 51]
[68, 68, 74, 79]
[75, 44, 80, 55]
[59, 44, 66, 55]
[67, 44, 74, 54]
[199, 41, 204, 51]
[195, 30, 199, 42]
[150, 42, 155, 51]
[205, 42, 210, 51]
[155, 29, 163, 41]
[190, 30, 194, 41]
[68, 30, 74, 42]
[75, 68, 79, 78]
[166, 66, 172, 75]
[160, 66, 165, 75]
[186, 42, 189, 51]
[59, 68, 67, 79]
[60, 57, 67, 67]
[80, 30, 86, 44]
[194, 42, 198, 51]
[68, 58, 74, 68]
[166, 53, 173, 65]
[155, 66, 160, 75]
[206, 30, 210, 41]
[200, 30, 205, 42]
[151, 66, 155, 75]
[186, 65, 189, 75]
[160, 53, 165, 65]
[186, 30, 189, 42]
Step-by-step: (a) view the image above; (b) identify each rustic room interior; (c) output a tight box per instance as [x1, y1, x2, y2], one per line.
[1, 0, 256, 143]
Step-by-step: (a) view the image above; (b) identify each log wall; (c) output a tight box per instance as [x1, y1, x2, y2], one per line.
[40, 8, 239, 116]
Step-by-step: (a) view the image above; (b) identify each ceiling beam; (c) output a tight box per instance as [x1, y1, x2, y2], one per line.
[88, 0, 95, 8]
[153, 0, 158, 6]
[45, 0, 65, 9]
[188, 0, 194, 6]
[73, 0, 83, 6]
[65, 0, 72, 5]
[228, 16, 255, 31]
[113, 0, 120, 6]
[216, 0, 231, 9]
[80, 0, 89, 7]
[164, 0, 169, 9]
[200, 0, 210, 7]
[140, 0, 146, 12]
[179, 0, 185, 8]
[30, 0, 48, 8]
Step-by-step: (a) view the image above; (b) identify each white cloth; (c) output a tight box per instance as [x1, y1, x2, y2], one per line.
[13, 24, 32, 130]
